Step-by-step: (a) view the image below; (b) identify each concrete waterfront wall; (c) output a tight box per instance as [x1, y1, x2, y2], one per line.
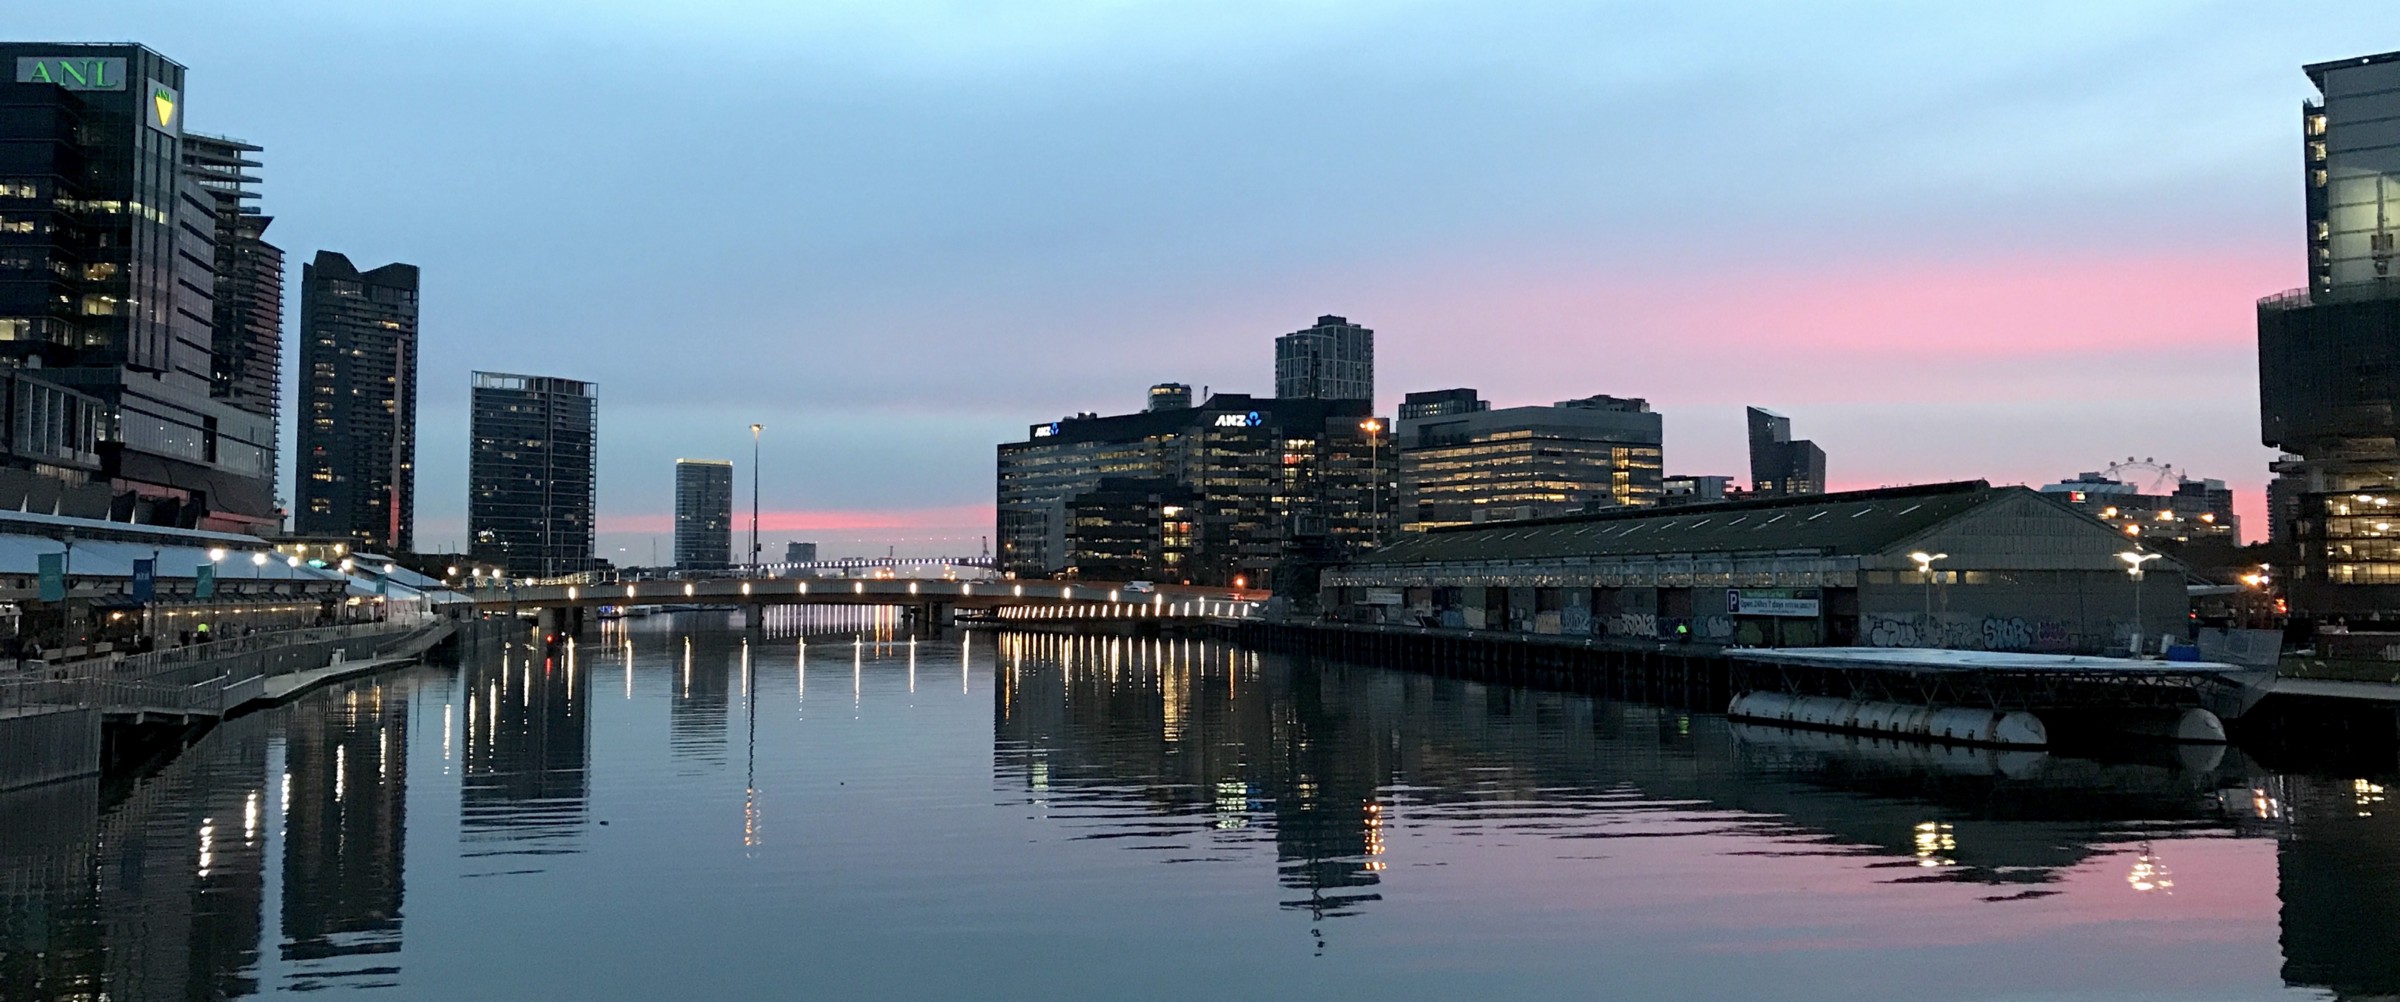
[1219, 619, 1733, 710]
[0, 707, 101, 791]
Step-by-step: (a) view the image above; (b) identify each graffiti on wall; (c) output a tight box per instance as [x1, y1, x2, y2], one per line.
[1864, 613, 2090, 653]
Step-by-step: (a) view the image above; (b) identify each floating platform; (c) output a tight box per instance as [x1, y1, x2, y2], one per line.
[1725, 647, 2253, 747]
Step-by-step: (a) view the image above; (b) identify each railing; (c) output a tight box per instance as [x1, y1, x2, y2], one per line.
[102, 620, 419, 681]
[0, 674, 230, 716]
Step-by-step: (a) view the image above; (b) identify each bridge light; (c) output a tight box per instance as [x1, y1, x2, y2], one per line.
[625, 585, 637, 598]
[567, 586, 579, 600]
[684, 583, 696, 597]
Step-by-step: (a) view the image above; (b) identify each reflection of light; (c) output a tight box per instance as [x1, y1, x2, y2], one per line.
[334, 745, 346, 803]
[1912, 821, 1956, 867]
[2127, 844, 2174, 894]
[2356, 779, 2386, 817]
[244, 791, 260, 843]
[197, 818, 215, 877]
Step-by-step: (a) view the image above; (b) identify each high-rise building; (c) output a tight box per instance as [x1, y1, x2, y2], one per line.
[1398, 388, 1489, 421]
[1274, 315, 1374, 402]
[2259, 50, 2400, 619]
[295, 252, 418, 551]
[673, 459, 733, 571]
[468, 372, 597, 577]
[0, 44, 279, 530]
[180, 134, 282, 451]
[997, 392, 1387, 584]
[1746, 406, 1826, 497]
[784, 541, 817, 564]
[1147, 383, 1191, 412]
[1396, 392, 1664, 530]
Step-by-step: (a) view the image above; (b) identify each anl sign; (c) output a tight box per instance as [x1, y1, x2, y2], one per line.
[15, 56, 129, 91]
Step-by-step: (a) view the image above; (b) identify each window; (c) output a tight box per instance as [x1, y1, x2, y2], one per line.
[2307, 114, 2327, 137]
[2310, 141, 2328, 162]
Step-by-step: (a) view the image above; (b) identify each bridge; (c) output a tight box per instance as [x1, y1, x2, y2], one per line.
[456, 577, 1264, 632]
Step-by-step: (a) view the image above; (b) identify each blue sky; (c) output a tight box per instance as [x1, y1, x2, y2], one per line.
[20, 1, 2393, 556]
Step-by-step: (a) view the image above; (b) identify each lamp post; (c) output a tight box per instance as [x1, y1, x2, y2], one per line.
[1908, 551, 1947, 646]
[2119, 550, 2161, 655]
[750, 423, 764, 575]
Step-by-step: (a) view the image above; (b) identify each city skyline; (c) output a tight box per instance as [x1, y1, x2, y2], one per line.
[13, 4, 2395, 557]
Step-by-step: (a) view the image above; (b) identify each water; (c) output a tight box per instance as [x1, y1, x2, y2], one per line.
[0, 616, 2385, 1000]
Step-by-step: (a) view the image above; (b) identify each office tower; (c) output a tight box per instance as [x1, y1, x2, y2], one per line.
[1147, 383, 1192, 412]
[1396, 393, 1664, 529]
[468, 372, 597, 577]
[2260, 49, 2400, 619]
[784, 541, 817, 564]
[295, 252, 418, 550]
[1274, 315, 1374, 401]
[997, 393, 1386, 584]
[1398, 388, 1489, 421]
[1746, 406, 1826, 497]
[673, 459, 733, 570]
[0, 44, 278, 530]
[180, 133, 282, 452]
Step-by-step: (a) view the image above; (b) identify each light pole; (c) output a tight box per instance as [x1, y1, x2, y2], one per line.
[2119, 549, 2161, 655]
[750, 423, 763, 575]
[1908, 551, 1947, 646]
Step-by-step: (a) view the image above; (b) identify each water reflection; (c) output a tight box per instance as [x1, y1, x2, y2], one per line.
[17, 624, 2400, 999]
[459, 638, 591, 869]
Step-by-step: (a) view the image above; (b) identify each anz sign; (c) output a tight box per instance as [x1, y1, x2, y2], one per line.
[1212, 411, 1264, 428]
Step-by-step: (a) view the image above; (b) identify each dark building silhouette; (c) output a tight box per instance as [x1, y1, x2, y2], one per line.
[0, 44, 278, 530]
[295, 252, 417, 551]
[674, 459, 733, 571]
[280, 683, 408, 980]
[1746, 406, 1826, 497]
[2258, 50, 2400, 619]
[468, 371, 596, 576]
[1061, 476, 1196, 581]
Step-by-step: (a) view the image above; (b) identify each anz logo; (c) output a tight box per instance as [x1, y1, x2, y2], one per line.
[1213, 411, 1263, 428]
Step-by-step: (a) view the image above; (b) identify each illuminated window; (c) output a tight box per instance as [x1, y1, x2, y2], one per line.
[2310, 141, 2327, 162]
[2314, 169, 2329, 187]
[2307, 114, 2327, 137]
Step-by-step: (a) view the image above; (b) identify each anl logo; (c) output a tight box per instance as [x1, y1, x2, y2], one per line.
[14, 56, 129, 92]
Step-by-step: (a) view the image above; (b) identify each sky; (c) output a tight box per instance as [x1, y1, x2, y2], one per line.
[22, 1, 2391, 558]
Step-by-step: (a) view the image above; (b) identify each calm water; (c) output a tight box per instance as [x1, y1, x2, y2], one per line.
[0, 615, 2389, 1000]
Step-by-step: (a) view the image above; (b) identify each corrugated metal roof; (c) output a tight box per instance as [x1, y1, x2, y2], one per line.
[1361, 481, 2001, 564]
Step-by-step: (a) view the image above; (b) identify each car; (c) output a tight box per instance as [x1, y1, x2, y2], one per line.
[1124, 581, 1156, 594]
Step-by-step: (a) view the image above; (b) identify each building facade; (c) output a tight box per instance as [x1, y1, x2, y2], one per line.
[468, 372, 596, 577]
[1274, 315, 1374, 402]
[997, 392, 1388, 585]
[1146, 383, 1191, 412]
[2258, 50, 2400, 619]
[2038, 471, 2239, 544]
[1747, 406, 1826, 497]
[294, 252, 417, 551]
[1324, 481, 2186, 654]
[180, 133, 282, 456]
[1395, 390, 1663, 530]
[0, 44, 279, 531]
[1398, 388, 1489, 421]
[673, 458, 733, 571]
[1060, 477, 1196, 581]
[784, 541, 817, 564]
[1659, 474, 1736, 506]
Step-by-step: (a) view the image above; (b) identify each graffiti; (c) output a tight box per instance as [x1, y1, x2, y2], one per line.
[1980, 617, 2034, 652]
[1561, 606, 1594, 635]
[1608, 613, 1658, 639]
[1865, 614, 1922, 648]
[1697, 615, 1735, 641]
[1868, 613, 2076, 652]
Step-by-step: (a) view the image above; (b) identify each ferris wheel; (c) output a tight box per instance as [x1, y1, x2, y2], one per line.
[2101, 457, 2183, 494]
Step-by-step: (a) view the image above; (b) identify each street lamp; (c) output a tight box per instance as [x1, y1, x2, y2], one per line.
[1908, 551, 1947, 645]
[751, 423, 764, 575]
[2119, 549, 2162, 655]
